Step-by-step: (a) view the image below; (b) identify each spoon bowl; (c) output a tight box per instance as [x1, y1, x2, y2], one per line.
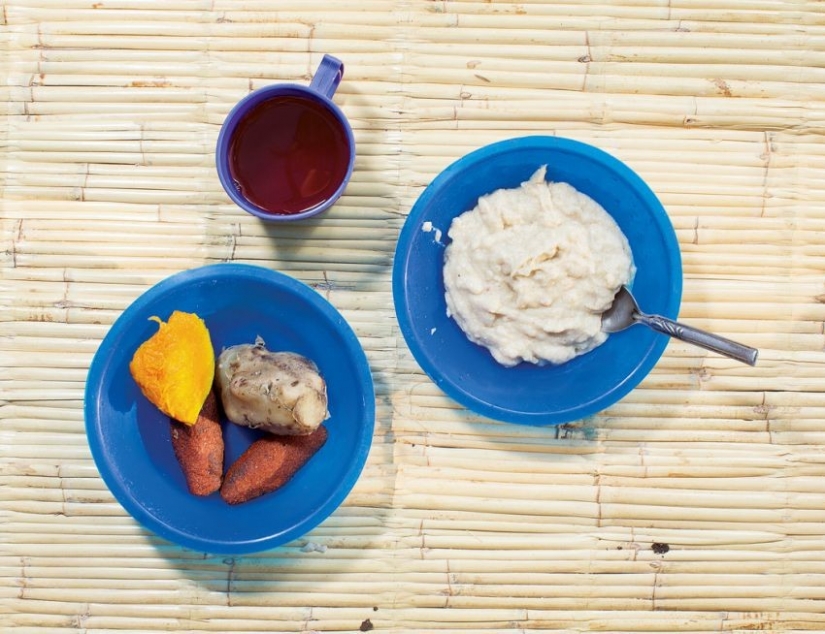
[602, 286, 759, 366]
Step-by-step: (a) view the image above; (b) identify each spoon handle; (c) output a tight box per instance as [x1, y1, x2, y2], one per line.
[637, 313, 759, 366]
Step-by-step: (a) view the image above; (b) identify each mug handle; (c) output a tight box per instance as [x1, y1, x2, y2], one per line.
[310, 54, 345, 99]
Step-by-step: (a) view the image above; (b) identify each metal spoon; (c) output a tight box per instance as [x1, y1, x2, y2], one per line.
[602, 286, 759, 366]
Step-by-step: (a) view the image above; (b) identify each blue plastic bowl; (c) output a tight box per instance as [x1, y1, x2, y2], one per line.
[85, 263, 375, 554]
[392, 136, 682, 426]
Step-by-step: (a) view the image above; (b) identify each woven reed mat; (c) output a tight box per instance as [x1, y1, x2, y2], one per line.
[2, 1, 825, 633]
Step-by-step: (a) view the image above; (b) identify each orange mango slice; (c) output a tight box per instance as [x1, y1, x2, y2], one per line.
[128, 311, 215, 425]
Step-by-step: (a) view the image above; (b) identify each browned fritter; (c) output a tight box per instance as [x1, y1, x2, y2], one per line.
[220, 425, 328, 505]
[170, 390, 224, 496]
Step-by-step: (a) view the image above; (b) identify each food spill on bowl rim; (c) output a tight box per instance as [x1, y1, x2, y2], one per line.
[421, 220, 444, 245]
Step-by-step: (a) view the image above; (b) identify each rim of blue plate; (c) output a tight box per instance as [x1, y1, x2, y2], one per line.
[84, 263, 375, 554]
[392, 135, 683, 426]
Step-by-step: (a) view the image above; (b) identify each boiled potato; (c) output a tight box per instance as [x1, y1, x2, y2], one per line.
[216, 337, 329, 435]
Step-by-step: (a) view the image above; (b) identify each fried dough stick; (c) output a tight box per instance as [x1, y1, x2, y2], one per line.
[221, 425, 328, 505]
[170, 391, 224, 496]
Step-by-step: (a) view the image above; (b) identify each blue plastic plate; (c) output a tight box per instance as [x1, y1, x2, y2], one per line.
[392, 136, 682, 426]
[85, 263, 375, 554]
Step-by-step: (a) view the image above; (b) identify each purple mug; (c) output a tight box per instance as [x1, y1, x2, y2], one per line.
[216, 54, 355, 221]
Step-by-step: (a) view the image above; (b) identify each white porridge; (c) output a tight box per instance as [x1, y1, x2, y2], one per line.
[442, 166, 634, 367]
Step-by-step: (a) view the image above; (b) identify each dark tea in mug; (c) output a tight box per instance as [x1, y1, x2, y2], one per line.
[227, 95, 352, 216]
[216, 54, 355, 221]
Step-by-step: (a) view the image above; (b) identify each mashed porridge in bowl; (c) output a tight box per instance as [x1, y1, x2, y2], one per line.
[392, 135, 682, 426]
[443, 167, 635, 367]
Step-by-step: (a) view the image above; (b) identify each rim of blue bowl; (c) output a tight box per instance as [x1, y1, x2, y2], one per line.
[392, 135, 683, 426]
[84, 263, 375, 554]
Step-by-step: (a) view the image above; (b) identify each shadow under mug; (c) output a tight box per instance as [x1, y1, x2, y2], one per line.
[215, 54, 356, 221]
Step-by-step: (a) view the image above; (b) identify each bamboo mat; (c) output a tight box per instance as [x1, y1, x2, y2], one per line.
[3, 1, 825, 632]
